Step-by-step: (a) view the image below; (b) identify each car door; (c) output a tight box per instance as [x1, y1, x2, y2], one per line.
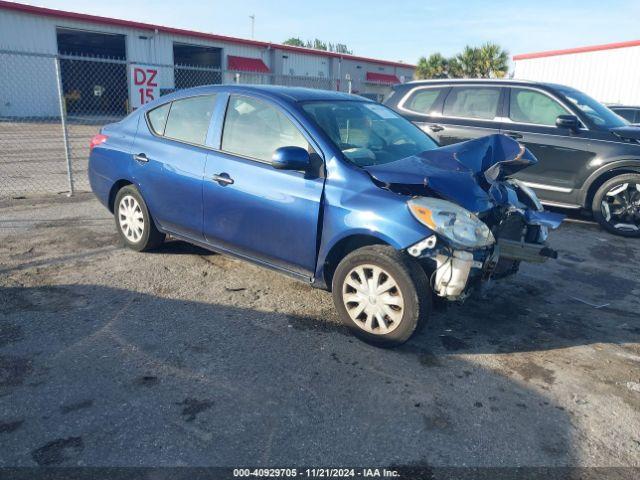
[202, 94, 324, 278]
[435, 85, 504, 145]
[502, 87, 598, 201]
[131, 94, 217, 240]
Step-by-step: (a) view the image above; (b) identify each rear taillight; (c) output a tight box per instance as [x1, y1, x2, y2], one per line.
[89, 134, 108, 152]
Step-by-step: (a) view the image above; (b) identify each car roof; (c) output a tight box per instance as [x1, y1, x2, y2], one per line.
[400, 78, 567, 90]
[167, 84, 368, 103]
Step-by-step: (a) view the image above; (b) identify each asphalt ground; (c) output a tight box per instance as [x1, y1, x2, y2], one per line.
[0, 194, 639, 474]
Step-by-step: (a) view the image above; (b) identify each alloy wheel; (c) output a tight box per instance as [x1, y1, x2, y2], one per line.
[118, 194, 145, 243]
[600, 182, 640, 233]
[342, 264, 404, 335]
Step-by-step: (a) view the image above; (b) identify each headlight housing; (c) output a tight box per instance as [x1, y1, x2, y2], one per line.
[408, 197, 495, 249]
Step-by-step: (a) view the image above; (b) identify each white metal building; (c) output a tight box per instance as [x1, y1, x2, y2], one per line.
[0, 0, 415, 117]
[513, 40, 640, 106]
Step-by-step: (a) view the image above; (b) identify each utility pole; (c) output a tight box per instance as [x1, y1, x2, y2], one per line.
[249, 14, 255, 39]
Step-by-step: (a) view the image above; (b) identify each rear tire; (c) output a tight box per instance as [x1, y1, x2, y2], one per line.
[331, 245, 431, 347]
[592, 173, 640, 237]
[114, 185, 165, 251]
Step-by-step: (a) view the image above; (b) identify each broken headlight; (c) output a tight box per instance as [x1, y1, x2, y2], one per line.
[408, 197, 495, 249]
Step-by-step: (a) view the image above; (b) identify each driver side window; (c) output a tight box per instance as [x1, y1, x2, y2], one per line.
[221, 95, 309, 162]
[509, 88, 569, 126]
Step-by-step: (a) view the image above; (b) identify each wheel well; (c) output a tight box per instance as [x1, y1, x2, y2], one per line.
[322, 235, 389, 290]
[108, 180, 133, 213]
[585, 168, 640, 208]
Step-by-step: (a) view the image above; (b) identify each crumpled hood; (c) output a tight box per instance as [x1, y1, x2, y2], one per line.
[611, 126, 640, 142]
[363, 134, 537, 213]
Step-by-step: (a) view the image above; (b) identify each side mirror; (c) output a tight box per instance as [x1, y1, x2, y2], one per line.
[556, 115, 580, 131]
[271, 146, 310, 171]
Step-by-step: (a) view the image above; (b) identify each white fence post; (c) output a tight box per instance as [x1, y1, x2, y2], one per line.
[54, 56, 74, 197]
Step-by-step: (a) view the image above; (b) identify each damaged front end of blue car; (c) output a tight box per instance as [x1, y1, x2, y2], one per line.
[364, 134, 565, 301]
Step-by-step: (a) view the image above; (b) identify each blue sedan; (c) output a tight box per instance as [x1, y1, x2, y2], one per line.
[89, 85, 563, 347]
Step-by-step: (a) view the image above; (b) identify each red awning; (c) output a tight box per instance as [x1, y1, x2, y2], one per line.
[366, 72, 400, 84]
[227, 55, 270, 73]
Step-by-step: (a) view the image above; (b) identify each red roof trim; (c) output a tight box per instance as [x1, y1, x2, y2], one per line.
[0, 1, 415, 68]
[365, 72, 400, 84]
[513, 39, 640, 61]
[227, 55, 270, 73]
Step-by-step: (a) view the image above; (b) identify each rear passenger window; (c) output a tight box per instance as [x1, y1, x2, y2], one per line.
[222, 95, 309, 162]
[403, 88, 446, 115]
[443, 87, 500, 120]
[509, 88, 568, 126]
[163, 95, 216, 145]
[147, 103, 171, 135]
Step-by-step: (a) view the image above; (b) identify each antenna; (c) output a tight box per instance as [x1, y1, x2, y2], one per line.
[249, 14, 255, 39]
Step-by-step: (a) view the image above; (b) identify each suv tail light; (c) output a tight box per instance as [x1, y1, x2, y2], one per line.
[89, 134, 108, 152]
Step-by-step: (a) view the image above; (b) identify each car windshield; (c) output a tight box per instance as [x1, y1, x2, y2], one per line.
[301, 100, 438, 167]
[554, 85, 628, 128]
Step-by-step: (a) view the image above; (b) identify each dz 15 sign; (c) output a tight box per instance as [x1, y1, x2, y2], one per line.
[129, 65, 159, 109]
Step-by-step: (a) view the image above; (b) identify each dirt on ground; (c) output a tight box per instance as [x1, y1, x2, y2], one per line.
[0, 193, 639, 472]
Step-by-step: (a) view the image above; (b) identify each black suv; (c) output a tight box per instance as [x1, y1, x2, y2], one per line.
[610, 106, 640, 124]
[385, 80, 640, 237]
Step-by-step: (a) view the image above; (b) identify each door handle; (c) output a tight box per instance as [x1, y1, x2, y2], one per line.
[429, 124, 444, 132]
[212, 173, 234, 186]
[133, 153, 148, 163]
[504, 131, 523, 140]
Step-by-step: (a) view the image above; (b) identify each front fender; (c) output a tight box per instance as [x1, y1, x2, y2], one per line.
[314, 158, 432, 282]
[578, 158, 640, 205]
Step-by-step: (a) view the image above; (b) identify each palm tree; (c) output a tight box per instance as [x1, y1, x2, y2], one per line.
[416, 53, 449, 79]
[415, 43, 510, 79]
[283, 37, 305, 47]
[455, 46, 482, 78]
[478, 42, 509, 78]
[446, 57, 463, 79]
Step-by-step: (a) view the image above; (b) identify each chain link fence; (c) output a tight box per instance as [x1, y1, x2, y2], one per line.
[0, 50, 394, 199]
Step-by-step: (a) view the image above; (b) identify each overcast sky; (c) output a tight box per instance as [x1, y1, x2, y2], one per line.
[21, 0, 640, 64]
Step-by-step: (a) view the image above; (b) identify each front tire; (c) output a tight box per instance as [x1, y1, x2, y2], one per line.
[592, 173, 640, 237]
[114, 185, 165, 251]
[331, 245, 431, 347]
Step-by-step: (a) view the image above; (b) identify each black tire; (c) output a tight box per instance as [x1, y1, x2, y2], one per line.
[331, 245, 431, 347]
[113, 185, 165, 251]
[592, 173, 640, 238]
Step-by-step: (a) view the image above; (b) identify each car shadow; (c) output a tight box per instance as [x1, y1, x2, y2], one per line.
[149, 220, 639, 358]
[0, 284, 577, 469]
[150, 239, 217, 256]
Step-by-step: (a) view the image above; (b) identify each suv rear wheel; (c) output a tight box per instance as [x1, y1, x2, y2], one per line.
[331, 245, 431, 347]
[592, 173, 640, 237]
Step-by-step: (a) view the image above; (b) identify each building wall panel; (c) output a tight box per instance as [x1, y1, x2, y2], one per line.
[0, 6, 414, 116]
[514, 46, 640, 105]
[281, 52, 330, 77]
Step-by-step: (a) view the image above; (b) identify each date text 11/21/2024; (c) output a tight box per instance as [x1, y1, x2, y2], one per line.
[232, 468, 401, 477]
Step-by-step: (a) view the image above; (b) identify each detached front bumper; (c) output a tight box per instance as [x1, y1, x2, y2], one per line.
[407, 233, 559, 301]
[407, 234, 493, 300]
